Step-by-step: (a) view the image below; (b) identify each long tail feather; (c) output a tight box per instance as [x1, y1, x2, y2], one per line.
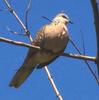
[10, 49, 37, 88]
[9, 65, 36, 88]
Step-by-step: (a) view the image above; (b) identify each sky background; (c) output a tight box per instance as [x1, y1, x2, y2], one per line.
[0, 0, 99, 100]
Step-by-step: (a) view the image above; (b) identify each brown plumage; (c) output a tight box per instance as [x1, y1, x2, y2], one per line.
[9, 13, 70, 88]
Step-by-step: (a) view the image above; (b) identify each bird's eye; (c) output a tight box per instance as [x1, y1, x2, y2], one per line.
[62, 15, 67, 19]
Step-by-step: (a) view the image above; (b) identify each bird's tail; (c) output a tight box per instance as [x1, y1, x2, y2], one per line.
[9, 49, 37, 88]
[9, 64, 36, 88]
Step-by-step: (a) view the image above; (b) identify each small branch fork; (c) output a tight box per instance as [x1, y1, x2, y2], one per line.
[3, 0, 63, 100]
[3, 0, 33, 43]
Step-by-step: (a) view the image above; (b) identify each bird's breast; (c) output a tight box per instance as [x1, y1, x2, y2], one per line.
[43, 25, 69, 53]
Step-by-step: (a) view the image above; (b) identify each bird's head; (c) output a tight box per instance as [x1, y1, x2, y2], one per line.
[53, 13, 72, 25]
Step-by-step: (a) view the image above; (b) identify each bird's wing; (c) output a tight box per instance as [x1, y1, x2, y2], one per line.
[36, 24, 69, 68]
[9, 26, 47, 88]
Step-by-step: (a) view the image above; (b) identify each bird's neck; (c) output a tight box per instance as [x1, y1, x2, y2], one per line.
[51, 20, 66, 26]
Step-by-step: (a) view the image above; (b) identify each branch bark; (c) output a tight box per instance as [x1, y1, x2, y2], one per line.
[62, 52, 96, 61]
[44, 66, 63, 100]
[0, 36, 96, 62]
[90, 0, 99, 76]
[0, 37, 40, 50]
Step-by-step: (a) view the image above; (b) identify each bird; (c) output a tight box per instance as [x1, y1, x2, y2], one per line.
[9, 12, 70, 88]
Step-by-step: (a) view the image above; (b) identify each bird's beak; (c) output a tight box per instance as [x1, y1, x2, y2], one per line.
[69, 20, 73, 24]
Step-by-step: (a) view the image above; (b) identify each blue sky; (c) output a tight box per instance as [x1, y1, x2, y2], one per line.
[0, 0, 99, 100]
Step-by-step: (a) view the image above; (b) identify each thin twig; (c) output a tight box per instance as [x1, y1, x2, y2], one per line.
[42, 16, 52, 22]
[3, 0, 33, 43]
[80, 30, 86, 55]
[3, 0, 27, 33]
[69, 38, 99, 85]
[44, 66, 63, 100]
[62, 52, 96, 62]
[25, 0, 32, 29]
[6, 26, 26, 36]
[0, 36, 40, 50]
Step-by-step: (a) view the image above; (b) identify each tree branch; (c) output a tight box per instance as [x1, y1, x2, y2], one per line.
[0, 36, 40, 50]
[90, 0, 99, 77]
[0, 36, 96, 62]
[3, 0, 33, 42]
[44, 66, 63, 100]
[69, 38, 99, 85]
[25, 0, 32, 29]
[62, 52, 96, 61]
